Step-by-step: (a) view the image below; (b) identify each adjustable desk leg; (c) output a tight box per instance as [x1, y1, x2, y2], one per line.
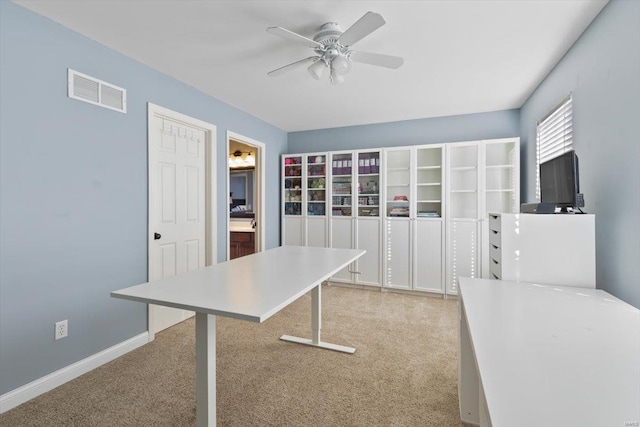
[311, 283, 321, 344]
[280, 283, 355, 354]
[195, 312, 216, 427]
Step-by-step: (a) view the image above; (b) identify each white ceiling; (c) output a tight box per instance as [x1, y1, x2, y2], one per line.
[15, 0, 607, 132]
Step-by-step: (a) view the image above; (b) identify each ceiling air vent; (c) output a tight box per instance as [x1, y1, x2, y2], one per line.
[67, 69, 127, 113]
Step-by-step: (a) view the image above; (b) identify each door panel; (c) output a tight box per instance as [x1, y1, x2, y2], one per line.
[385, 219, 411, 289]
[150, 116, 205, 333]
[330, 217, 354, 282]
[306, 217, 327, 248]
[414, 220, 443, 293]
[447, 220, 478, 295]
[284, 217, 304, 246]
[355, 218, 380, 285]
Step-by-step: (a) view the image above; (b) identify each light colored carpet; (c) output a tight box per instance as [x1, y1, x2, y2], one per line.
[0, 285, 468, 426]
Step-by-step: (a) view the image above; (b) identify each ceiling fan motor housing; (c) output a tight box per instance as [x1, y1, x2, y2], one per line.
[313, 22, 343, 47]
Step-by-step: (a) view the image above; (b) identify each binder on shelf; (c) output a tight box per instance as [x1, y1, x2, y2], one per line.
[358, 158, 365, 174]
[346, 159, 352, 175]
[364, 158, 371, 174]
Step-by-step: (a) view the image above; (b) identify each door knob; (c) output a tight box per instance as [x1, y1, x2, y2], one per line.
[154, 233, 161, 240]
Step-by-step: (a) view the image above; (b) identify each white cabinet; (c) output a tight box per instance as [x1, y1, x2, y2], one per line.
[446, 138, 520, 294]
[414, 220, 444, 292]
[328, 150, 382, 286]
[281, 153, 328, 247]
[446, 142, 479, 295]
[282, 137, 519, 297]
[384, 145, 445, 293]
[488, 213, 595, 288]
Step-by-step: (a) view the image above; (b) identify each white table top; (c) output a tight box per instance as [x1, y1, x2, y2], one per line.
[458, 277, 640, 427]
[112, 246, 364, 323]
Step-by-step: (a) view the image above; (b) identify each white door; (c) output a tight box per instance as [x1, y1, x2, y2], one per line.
[355, 218, 381, 286]
[306, 217, 327, 247]
[384, 218, 411, 289]
[330, 217, 354, 282]
[414, 219, 444, 293]
[149, 115, 206, 333]
[447, 220, 479, 295]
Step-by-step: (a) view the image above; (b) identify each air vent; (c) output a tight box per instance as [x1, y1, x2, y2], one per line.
[67, 69, 126, 113]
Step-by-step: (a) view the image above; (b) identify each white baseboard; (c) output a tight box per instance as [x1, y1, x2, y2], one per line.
[0, 332, 149, 414]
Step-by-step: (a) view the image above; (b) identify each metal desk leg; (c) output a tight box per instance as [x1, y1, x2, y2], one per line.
[195, 312, 216, 427]
[281, 284, 355, 354]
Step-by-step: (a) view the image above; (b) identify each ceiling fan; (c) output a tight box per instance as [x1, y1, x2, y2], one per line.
[266, 11, 404, 85]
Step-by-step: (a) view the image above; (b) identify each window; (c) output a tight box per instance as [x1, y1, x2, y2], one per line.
[536, 95, 573, 200]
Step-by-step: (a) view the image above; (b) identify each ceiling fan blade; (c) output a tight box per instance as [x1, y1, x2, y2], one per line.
[266, 27, 324, 49]
[349, 51, 404, 69]
[338, 12, 385, 47]
[267, 56, 321, 77]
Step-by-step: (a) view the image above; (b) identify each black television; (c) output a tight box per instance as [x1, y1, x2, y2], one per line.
[540, 150, 584, 212]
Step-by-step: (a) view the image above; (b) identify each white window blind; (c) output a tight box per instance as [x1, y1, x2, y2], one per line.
[536, 95, 573, 200]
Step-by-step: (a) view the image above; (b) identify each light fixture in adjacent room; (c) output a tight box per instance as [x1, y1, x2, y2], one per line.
[229, 150, 255, 168]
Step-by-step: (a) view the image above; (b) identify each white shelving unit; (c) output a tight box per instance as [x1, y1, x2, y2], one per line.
[281, 152, 328, 248]
[384, 145, 445, 294]
[328, 150, 382, 287]
[446, 138, 520, 295]
[282, 137, 519, 298]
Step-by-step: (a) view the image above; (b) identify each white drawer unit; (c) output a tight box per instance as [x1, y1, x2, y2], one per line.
[488, 213, 596, 288]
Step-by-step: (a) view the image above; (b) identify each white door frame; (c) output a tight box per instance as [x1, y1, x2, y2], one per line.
[226, 131, 266, 258]
[147, 103, 217, 341]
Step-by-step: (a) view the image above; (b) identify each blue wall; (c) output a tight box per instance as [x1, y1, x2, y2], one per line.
[288, 109, 520, 153]
[0, 1, 287, 394]
[520, 0, 640, 308]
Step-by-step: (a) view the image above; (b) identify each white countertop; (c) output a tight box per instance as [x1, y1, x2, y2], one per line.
[229, 218, 255, 232]
[229, 224, 255, 232]
[459, 277, 640, 427]
[112, 246, 365, 323]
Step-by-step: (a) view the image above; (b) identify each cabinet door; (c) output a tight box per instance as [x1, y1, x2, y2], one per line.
[356, 150, 381, 218]
[283, 217, 304, 246]
[413, 219, 444, 293]
[385, 148, 411, 219]
[355, 218, 381, 286]
[330, 217, 354, 282]
[384, 219, 411, 289]
[282, 155, 303, 218]
[230, 241, 240, 260]
[306, 217, 327, 248]
[306, 153, 327, 217]
[447, 220, 479, 295]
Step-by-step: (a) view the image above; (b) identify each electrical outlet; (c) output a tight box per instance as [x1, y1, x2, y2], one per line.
[55, 320, 68, 340]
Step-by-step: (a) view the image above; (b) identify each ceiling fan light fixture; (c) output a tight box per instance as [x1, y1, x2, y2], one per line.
[330, 68, 344, 85]
[331, 54, 351, 76]
[308, 59, 326, 80]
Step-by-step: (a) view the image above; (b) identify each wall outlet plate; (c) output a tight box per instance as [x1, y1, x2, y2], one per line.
[55, 320, 68, 340]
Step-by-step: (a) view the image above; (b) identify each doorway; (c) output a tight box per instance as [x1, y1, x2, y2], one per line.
[147, 103, 217, 341]
[227, 131, 265, 259]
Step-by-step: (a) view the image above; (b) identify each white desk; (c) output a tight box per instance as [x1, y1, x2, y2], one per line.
[112, 246, 365, 427]
[458, 277, 640, 427]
